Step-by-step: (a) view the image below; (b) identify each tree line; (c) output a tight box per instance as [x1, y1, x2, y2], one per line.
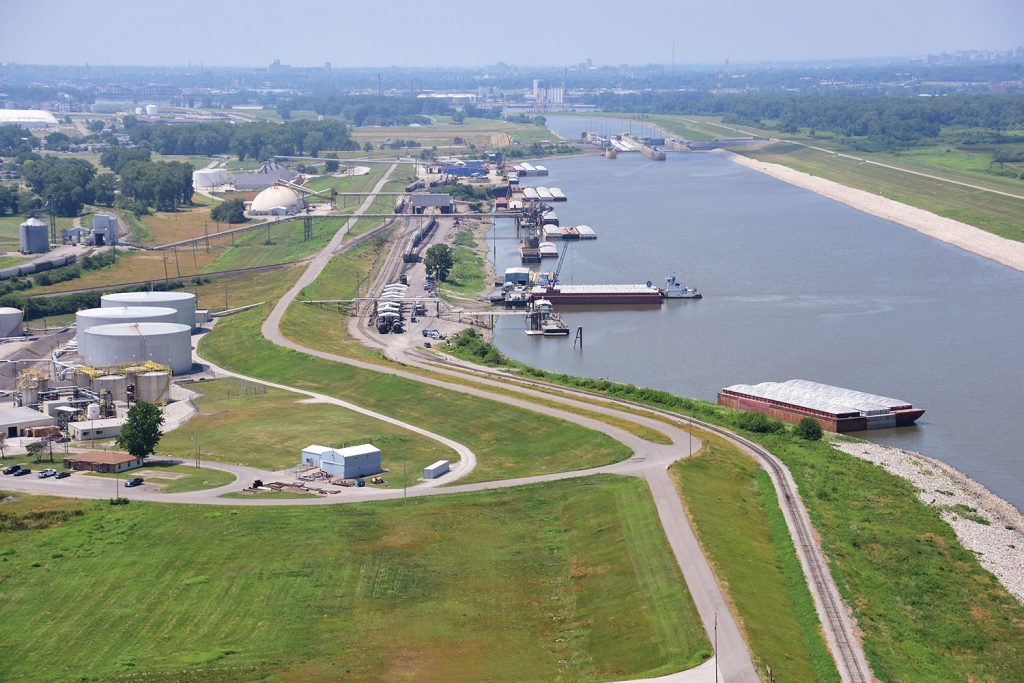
[125, 118, 357, 159]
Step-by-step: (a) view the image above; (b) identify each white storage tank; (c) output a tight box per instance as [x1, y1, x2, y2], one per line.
[76, 306, 178, 356]
[19, 217, 49, 254]
[81, 322, 193, 374]
[95, 374, 128, 403]
[145, 104, 158, 117]
[100, 292, 196, 329]
[136, 371, 170, 404]
[192, 168, 230, 189]
[86, 403, 101, 420]
[0, 307, 24, 337]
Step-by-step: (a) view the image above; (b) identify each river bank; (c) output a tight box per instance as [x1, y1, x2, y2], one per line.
[715, 149, 1024, 273]
[832, 440, 1024, 603]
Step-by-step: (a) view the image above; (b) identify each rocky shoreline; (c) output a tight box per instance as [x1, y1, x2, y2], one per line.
[832, 440, 1024, 603]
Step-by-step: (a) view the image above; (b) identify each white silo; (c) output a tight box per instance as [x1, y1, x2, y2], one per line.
[136, 371, 171, 404]
[81, 322, 193, 374]
[76, 306, 178, 356]
[94, 374, 129, 403]
[0, 307, 24, 337]
[100, 292, 196, 329]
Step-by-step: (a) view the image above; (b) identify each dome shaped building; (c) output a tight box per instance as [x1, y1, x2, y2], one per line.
[249, 186, 304, 215]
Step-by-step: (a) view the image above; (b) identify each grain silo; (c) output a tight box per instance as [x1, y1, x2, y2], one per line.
[0, 307, 24, 337]
[100, 292, 196, 328]
[80, 322, 193, 374]
[19, 217, 49, 254]
[76, 306, 178, 356]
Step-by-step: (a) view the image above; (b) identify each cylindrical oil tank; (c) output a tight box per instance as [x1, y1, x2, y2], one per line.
[80, 322, 192, 374]
[0, 307, 24, 337]
[100, 292, 196, 329]
[86, 403, 101, 420]
[95, 374, 128, 403]
[136, 371, 170, 404]
[76, 306, 178, 356]
[19, 217, 49, 254]
[74, 371, 92, 388]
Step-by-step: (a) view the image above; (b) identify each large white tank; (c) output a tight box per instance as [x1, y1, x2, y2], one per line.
[81, 322, 193, 374]
[100, 292, 196, 329]
[145, 104, 158, 116]
[86, 403, 101, 420]
[0, 307, 24, 337]
[95, 374, 128, 403]
[136, 371, 170, 404]
[76, 306, 178, 356]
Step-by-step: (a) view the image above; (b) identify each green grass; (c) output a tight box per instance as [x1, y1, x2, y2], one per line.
[435, 333, 1024, 681]
[0, 214, 76, 251]
[0, 476, 708, 682]
[75, 463, 235, 493]
[200, 307, 630, 484]
[160, 378, 451, 474]
[202, 217, 346, 272]
[439, 227, 488, 298]
[672, 431, 838, 682]
[220, 490, 320, 499]
[738, 142, 1024, 242]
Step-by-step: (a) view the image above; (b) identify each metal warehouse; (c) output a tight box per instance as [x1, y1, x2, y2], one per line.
[301, 443, 381, 479]
[718, 379, 925, 433]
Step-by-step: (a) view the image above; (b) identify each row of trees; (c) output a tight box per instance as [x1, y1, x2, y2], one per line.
[126, 119, 358, 160]
[118, 160, 194, 212]
[20, 157, 114, 216]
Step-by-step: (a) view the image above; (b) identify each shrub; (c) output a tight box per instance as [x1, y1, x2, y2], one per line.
[735, 411, 786, 434]
[795, 417, 824, 440]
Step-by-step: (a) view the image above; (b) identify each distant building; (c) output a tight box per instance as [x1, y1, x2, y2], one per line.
[0, 109, 59, 129]
[301, 443, 381, 479]
[410, 194, 453, 214]
[63, 451, 144, 473]
[232, 160, 297, 190]
[0, 406, 55, 438]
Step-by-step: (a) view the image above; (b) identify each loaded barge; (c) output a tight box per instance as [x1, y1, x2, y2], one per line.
[718, 379, 925, 433]
[529, 283, 663, 305]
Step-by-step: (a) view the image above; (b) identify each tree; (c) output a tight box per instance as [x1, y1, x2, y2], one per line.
[211, 198, 246, 224]
[362, 142, 374, 153]
[87, 172, 117, 206]
[795, 417, 824, 440]
[424, 244, 454, 281]
[87, 119, 105, 133]
[0, 185, 16, 216]
[0, 433, 6, 460]
[25, 441, 45, 461]
[115, 401, 164, 458]
[324, 154, 340, 173]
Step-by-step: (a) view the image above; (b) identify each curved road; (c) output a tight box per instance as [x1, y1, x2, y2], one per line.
[5, 165, 873, 682]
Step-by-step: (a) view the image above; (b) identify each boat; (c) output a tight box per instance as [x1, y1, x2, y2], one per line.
[536, 187, 554, 202]
[549, 187, 567, 202]
[604, 147, 618, 159]
[541, 317, 570, 335]
[529, 283, 663, 305]
[539, 242, 558, 258]
[519, 231, 542, 263]
[504, 287, 530, 307]
[661, 274, 702, 299]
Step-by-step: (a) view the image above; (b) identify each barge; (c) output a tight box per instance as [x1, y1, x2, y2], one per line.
[529, 283, 662, 305]
[718, 379, 925, 433]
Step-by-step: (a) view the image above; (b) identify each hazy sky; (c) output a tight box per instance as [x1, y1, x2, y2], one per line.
[4, 0, 1022, 67]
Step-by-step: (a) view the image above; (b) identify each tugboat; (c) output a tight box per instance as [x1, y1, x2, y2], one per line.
[661, 273, 702, 299]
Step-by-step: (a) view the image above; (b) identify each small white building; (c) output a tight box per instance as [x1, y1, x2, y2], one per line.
[423, 460, 450, 480]
[68, 417, 126, 441]
[0, 406, 55, 439]
[301, 443, 381, 479]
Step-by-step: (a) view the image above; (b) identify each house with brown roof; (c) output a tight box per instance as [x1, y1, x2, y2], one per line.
[62, 451, 144, 473]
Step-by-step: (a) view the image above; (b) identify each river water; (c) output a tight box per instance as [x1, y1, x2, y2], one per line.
[490, 116, 1024, 510]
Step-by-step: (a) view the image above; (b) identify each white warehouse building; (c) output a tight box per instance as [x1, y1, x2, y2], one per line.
[101, 291, 196, 328]
[80, 322, 193, 374]
[76, 306, 178, 356]
[301, 443, 381, 479]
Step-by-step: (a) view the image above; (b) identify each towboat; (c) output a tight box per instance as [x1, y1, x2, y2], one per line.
[661, 274, 702, 299]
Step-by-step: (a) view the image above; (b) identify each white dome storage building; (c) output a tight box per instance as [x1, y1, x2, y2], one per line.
[249, 186, 303, 215]
[76, 306, 178, 356]
[100, 292, 196, 328]
[80, 322, 193, 375]
[0, 307, 24, 337]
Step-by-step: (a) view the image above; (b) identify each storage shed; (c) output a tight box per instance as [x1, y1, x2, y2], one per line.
[63, 450, 143, 473]
[67, 417, 126, 441]
[301, 443, 381, 479]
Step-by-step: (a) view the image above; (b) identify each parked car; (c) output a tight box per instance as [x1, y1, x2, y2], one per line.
[2, 464, 21, 475]
[124, 477, 144, 488]
[54, 471, 71, 479]
[38, 468, 57, 478]
[13, 468, 31, 476]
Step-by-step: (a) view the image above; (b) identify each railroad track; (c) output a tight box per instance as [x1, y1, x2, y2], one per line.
[414, 352, 874, 682]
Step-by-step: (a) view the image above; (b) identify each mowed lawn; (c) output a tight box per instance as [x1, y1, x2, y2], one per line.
[672, 431, 837, 682]
[160, 378, 452, 475]
[200, 308, 631, 483]
[202, 216, 350, 272]
[0, 476, 709, 682]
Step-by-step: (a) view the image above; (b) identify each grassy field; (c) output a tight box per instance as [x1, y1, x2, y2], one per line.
[77, 463, 235, 493]
[0, 476, 709, 682]
[200, 307, 630, 484]
[436, 333, 1024, 681]
[672, 431, 838, 682]
[0, 215, 77, 251]
[350, 117, 556, 150]
[160, 378, 452, 475]
[201, 216, 345, 272]
[440, 226, 488, 298]
[194, 263, 303, 313]
[133, 194, 229, 247]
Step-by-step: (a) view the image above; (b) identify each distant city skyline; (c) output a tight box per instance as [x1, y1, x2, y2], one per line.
[3, 0, 1023, 68]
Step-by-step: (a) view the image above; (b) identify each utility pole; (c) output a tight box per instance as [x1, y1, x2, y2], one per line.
[191, 239, 198, 271]
[162, 254, 170, 288]
[173, 246, 181, 277]
[714, 611, 718, 682]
